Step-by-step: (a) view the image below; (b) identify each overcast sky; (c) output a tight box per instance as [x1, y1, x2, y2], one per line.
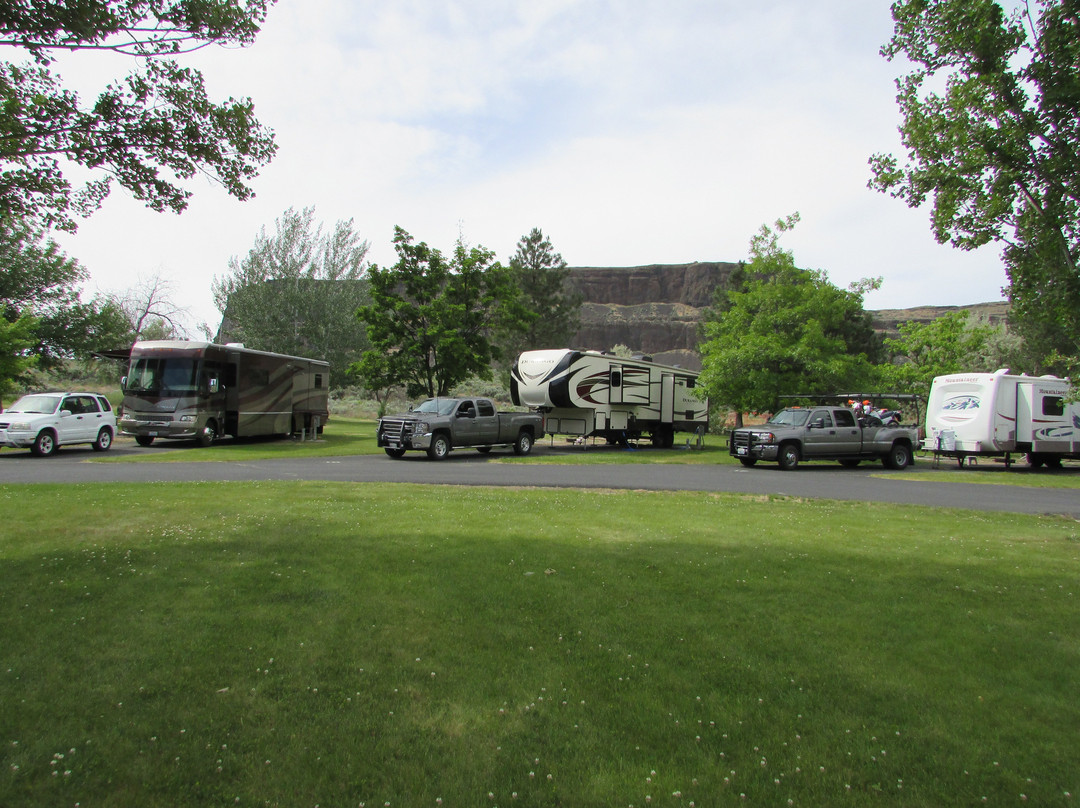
[55, 0, 1008, 335]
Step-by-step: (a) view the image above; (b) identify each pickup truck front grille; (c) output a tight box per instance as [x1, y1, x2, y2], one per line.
[380, 418, 413, 441]
[730, 431, 753, 451]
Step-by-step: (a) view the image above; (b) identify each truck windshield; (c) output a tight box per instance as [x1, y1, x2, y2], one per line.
[413, 399, 457, 416]
[126, 357, 200, 394]
[767, 409, 810, 427]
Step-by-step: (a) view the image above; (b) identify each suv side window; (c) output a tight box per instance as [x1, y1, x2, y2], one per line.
[834, 409, 856, 427]
[95, 396, 112, 412]
[61, 396, 84, 414]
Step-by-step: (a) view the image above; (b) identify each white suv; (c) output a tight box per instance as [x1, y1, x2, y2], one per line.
[0, 392, 117, 456]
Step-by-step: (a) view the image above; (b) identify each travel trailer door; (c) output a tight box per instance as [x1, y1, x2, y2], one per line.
[661, 374, 675, 424]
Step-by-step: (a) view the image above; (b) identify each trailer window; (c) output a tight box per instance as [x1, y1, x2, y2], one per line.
[1042, 396, 1064, 416]
[611, 369, 622, 387]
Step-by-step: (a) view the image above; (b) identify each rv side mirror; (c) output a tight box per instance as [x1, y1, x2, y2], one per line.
[207, 378, 219, 394]
[120, 375, 128, 390]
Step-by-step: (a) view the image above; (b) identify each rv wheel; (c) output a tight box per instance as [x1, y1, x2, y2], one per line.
[198, 421, 218, 447]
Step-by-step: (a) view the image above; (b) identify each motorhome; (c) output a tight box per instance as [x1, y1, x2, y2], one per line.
[923, 369, 1079, 468]
[511, 349, 708, 447]
[119, 340, 329, 447]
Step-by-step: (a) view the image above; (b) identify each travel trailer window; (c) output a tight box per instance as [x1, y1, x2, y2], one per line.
[1043, 396, 1064, 417]
[611, 369, 622, 388]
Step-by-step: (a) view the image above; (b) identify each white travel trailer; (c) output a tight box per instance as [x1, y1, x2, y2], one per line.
[923, 369, 1079, 468]
[511, 349, 708, 447]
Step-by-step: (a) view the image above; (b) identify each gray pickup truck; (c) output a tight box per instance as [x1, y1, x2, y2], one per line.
[377, 397, 545, 460]
[729, 406, 918, 470]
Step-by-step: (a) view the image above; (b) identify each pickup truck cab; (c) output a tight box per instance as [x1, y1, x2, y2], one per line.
[729, 406, 917, 471]
[377, 397, 545, 460]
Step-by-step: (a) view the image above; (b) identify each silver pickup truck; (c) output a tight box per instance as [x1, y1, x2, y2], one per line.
[729, 406, 918, 470]
[377, 397, 545, 460]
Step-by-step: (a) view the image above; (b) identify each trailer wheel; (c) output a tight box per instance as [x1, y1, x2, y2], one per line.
[135, 435, 155, 447]
[513, 430, 533, 456]
[198, 420, 218, 448]
[1027, 453, 1044, 468]
[384, 447, 406, 458]
[777, 443, 800, 471]
[427, 432, 451, 460]
[883, 442, 912, 470]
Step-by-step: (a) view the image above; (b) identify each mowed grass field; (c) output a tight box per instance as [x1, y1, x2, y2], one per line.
[1, 481, 1078, 807]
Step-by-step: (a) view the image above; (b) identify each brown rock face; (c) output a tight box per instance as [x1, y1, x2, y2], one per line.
[565, 263, 1008, 368]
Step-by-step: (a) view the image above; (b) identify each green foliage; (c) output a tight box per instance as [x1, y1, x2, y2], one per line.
[0, 218, 133, 383]
[0, 0, 277, 232]
[502, 227, 582, 360]
[879, 311, 999, 398]
[212, 206, 370, 386]
[0, 313, 37, 395]
[355, 227, 515, 398]
[698, 214, 883, 414]
[870, 0, 1080, 370]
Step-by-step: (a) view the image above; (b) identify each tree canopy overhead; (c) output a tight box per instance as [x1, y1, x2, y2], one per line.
[869, 0, 1080, 370]
[0, 0, 277, 232]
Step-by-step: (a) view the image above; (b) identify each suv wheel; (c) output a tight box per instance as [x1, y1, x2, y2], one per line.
[91, 428, 113, 452]
[31, 430, 57, 457]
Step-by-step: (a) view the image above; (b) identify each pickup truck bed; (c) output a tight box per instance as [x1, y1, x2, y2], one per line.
[729, 406, 918, 470]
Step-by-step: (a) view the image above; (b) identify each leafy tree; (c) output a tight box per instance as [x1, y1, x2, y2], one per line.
[502, 228, 581, 360]
[0, 313, 37, 396]
[869, 0, 1080, 371]
[212, 207, 370, 385]
[0, 0, 277, 232]
[0, 217, 132, 372]
[698, 214, 883, 417]
[879, 311, 998, 398]
[355, 227, 514, 398]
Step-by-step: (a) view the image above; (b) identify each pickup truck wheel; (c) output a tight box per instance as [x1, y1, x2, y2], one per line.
[777, 443, 799, 471]
[135, 435, 155, 447]
[384, 447, 406, 458]
[91, 427, 113, 452]
[884, 443, 912, 470]
[513, 431, 533, 456]
[427, 433, 451, 460]
[738, 457, 757, 467]
[31, 430, 58, 457]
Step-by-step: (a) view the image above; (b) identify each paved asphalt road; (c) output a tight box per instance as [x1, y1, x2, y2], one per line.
[2, 439, 1078, 516]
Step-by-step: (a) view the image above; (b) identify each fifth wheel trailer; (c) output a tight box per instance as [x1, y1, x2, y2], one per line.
[923, 369, 1079, 468]
[119, 340, 329, 447]
[511, 348, 708, 447]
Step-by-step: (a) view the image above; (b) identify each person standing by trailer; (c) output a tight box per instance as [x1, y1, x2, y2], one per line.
[119, 340, 329, 447]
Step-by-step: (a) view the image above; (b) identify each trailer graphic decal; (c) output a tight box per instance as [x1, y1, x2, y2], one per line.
[575, 371, 610, 405]
[940, 394, 980, 422]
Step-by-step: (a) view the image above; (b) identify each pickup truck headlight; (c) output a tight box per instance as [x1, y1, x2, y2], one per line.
[416, 421, 430, 434]
[758, 432, 776, 444]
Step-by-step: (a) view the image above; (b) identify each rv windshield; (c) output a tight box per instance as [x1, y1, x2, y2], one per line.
[126, 357, 200, 394]
[413, 399, 457, 416]
[767, 409, 810, 427]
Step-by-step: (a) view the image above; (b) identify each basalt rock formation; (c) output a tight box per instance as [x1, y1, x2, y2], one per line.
[565, 263, 1008, 370]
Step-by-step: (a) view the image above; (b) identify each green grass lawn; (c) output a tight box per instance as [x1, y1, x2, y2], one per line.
[1, 483, 1077, 807]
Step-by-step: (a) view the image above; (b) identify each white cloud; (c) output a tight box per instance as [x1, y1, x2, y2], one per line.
[51, 0, 1007, 335]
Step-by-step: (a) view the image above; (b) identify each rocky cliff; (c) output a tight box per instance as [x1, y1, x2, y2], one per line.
[565, 263, 1008, 370]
